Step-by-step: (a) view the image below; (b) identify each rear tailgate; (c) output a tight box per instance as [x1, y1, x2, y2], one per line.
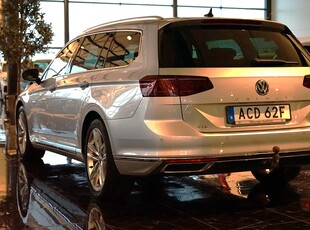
[160, 67, 310, 133]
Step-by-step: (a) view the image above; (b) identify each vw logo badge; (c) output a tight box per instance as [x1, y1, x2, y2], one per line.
[255, 79, 269, 96]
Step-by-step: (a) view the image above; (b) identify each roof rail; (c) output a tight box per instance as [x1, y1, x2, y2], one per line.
[84, 16, 165, 33]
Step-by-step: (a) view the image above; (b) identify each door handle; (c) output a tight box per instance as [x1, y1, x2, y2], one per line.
[79, 81, 89, 89]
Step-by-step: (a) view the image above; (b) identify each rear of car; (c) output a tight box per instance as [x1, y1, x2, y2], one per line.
[123, 18, 310, 179]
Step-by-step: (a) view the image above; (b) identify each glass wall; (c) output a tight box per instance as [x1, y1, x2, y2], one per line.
[40, 0, 267, 51]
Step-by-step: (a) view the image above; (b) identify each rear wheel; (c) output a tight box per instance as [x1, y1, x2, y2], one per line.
[84, 119, 133, 200]
[251, 166, 301, 185]
[16, 106, 45, 159]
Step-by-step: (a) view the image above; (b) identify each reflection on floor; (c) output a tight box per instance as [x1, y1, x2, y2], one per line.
[0, 92, 309, 229]
[0, 148, 310, 229]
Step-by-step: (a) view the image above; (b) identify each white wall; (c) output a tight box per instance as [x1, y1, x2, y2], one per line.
[272, 0, 310, 42]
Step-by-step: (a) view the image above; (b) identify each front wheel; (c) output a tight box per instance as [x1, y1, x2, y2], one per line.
[16, 106, 45, 159]
[251, 166, 301, 185]
[84, 119, 133, 200]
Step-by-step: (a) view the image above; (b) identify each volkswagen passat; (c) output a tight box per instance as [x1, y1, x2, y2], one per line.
[17, 16, 310, 199]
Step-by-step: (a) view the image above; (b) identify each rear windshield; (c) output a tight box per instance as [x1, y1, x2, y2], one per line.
[159, 23, 307, 68]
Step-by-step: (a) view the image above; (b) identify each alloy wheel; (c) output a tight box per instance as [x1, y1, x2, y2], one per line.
[86, 127, 107, 192]
[17, 112, 27, 154]
[17, 163, 30, 217]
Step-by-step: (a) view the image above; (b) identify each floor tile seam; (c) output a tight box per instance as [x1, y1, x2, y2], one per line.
[159, 201, 220, 230]
[232, 218, 310, 230]
[267, 207, 310, 225]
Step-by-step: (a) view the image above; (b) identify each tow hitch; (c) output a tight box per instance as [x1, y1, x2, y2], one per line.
[271, 146, 280, 168]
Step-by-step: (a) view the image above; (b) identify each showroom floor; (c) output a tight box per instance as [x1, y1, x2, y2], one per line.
[1, 131, 310, 229]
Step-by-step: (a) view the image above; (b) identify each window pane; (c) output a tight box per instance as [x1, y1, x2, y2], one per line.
[43, 40, 80, 79]
[115, 0, 172, 5]
[178, 7, 265, 19]
[41, 2, 64, 49]
[178, 7, 221, 18]
[249, 32, 301, 62]
[221, 0, 265, 8]
[72, 0, 172, 4]
[221, 9, 265, 19]
[105, 32, 141, 68]
[70, 33, 112, 73]
[207, 39, 243, 60]
[160, 22, 303, 68]
[178, 0, 221, 7]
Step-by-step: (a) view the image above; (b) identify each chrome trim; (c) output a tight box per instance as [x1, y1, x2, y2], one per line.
[114, 151, 310, 175]
[32, 141, 83, 162]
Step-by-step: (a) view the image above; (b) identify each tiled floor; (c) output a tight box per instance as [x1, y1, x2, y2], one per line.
[0, 142, 310, 229]
[0, 104, 309, 230]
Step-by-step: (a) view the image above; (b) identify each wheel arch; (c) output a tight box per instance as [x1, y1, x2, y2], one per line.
[81, 111, 107, 155]
[15, 100, 24, 117]
[15, 100, 25, 131]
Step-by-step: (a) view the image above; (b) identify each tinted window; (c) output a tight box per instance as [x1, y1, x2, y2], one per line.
[104, 31, 141, 68]
[159, 24, 306, 67]
[42, 40, 80, 79]
[70, 33, 113, 73]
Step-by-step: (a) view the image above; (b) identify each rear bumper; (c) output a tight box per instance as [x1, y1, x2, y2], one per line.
[115, 150, 310, 176]
[110, 118, 310, 176]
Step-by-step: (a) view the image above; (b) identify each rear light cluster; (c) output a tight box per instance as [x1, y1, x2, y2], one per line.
[303, 75, 310, 89]
[139, 75, 214, 97]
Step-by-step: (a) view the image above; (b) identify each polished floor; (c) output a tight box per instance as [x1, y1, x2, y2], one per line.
[1, 134, 310, 229]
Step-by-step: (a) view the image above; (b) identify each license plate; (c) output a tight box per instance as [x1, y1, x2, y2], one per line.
[226, 104, 291, 125]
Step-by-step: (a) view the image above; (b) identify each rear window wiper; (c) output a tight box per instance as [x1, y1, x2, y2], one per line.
[251, 58, 299, 66]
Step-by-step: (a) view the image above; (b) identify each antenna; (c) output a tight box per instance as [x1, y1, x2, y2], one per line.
[204, 8, 214, 18]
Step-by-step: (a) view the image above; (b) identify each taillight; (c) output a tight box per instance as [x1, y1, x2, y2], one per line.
[303, 74, 310, 88]
[139, 75, 213, 97]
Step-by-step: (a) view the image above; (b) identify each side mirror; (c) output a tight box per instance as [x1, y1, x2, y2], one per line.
[22, 68, 41, 85]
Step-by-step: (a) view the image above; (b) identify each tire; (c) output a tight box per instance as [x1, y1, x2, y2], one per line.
[251, 166, 301, 185]
[84, 119, 133, 200]
[16, 106, 45, 159]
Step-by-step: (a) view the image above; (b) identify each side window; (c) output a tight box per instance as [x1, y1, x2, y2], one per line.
[105, 31, 141, 68]
[42, 39, 80, 80]
[70, 33, 113, 73]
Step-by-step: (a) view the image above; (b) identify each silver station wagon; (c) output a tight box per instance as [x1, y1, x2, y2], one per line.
[17, 16, 310, 199]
